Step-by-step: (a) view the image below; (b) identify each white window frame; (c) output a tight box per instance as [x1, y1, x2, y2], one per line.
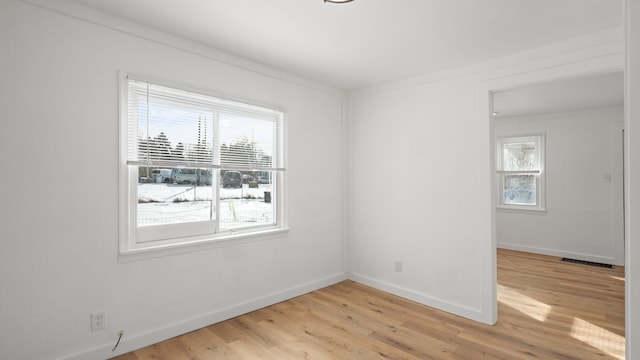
[496, 134, 545, 212]
[119, 73, 287, 259]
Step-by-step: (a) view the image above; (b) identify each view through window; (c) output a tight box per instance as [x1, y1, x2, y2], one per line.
[122, 77, 285, 249]
[496, 135, 544, 210]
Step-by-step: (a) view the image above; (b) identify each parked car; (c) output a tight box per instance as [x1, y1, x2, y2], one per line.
[151, 169, 173, 183]
[171, 168, 212, 185]
[257, 175, 270, 184]
[242, 174, 255, 184]
[222, 171, 242, 188]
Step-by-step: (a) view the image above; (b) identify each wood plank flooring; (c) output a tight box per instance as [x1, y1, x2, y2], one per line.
[112, 249, 625, 359]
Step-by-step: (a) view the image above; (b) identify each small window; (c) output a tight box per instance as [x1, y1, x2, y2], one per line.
[120, 75, 286, 253]
[496, 135, 545, 211]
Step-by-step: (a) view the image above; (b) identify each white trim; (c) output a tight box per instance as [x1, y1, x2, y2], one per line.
[479, 50, 624, 328]
[118, 71, 131, 256]
[478, 83, 498, 325]
[20, 0, 344, 97]
[625, 1, 639, 358]
[496, 206, 547, 214]
[610, 121, 625, 266]
[496, 170, 542, 174]
[60, 273, 348, 360]
[498, 243, 617, 266]
[119, 227, 290, 263]
[350, 28, 623, 98]
[350, 273, 485, 323]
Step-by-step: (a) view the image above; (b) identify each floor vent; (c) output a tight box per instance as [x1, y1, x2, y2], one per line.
[561, 258, 615, 269]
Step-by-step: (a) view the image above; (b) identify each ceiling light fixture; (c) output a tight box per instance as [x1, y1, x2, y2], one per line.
[324, 0, 354, 3]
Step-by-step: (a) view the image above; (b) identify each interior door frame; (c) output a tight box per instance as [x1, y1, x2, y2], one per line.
[478, 63, 624, 325]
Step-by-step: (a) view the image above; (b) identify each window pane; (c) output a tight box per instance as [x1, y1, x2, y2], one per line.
[219, 112, 277, 170]
[219, 171, 275, 231]
[137, 167, 215, 226]
[128, 80, 214, 167]
[503, 141, 537, 171]
[503, 174, 536, 205]
[123, 77, 284, 249]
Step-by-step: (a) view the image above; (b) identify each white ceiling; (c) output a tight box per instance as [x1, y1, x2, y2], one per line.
[67, 0, 623, 90]
[493, 72, 624, 118]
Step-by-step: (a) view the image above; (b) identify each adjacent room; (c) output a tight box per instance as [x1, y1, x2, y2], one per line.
[1, 0, 639, 359]
[494, 72, 625, 266]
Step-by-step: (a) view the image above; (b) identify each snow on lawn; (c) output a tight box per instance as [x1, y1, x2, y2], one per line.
[137, 183, 274, 229]
[138, 183, 271, 202]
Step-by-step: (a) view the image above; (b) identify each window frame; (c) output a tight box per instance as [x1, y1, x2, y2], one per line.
[495, 134, 546, 213]
[118, 73, 288, 259]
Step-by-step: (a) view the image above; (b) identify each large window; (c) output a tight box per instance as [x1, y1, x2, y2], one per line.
[496, 135, 545, 211]
[120, 76, 285, 253]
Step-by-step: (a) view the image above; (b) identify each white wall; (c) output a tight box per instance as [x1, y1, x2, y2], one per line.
[349, 76, 486, 320]
[495, 107, 625, 265]
[349, 30, 624, 324]
[0, 1, 346, 359]
[626, 0, 640, 357]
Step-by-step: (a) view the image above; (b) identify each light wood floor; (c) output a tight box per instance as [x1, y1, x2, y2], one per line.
[113, 249, 625, 359]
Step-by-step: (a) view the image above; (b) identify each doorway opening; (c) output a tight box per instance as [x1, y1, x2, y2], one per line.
[485, 70, 625, 358]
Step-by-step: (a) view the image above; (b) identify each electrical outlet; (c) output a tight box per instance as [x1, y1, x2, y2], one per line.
[395, 261, 403, 272]
[91, 312, 105, 331]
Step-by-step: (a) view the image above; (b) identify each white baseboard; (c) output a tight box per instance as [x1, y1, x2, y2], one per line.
[62, 273, 347, 360]
[498, 243, 618, 265]
[349, 273, 486, 324]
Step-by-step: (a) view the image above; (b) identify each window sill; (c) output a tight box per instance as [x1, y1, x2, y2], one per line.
[496, 206, 547, 215]
[119, 227, 290, 263]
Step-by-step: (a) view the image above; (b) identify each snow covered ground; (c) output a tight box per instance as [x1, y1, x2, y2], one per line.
[137, 183, 274, 230]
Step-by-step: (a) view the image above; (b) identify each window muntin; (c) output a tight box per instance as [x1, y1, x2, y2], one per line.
[496, 135, 544, 211]
[121, 76, 285, 251]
